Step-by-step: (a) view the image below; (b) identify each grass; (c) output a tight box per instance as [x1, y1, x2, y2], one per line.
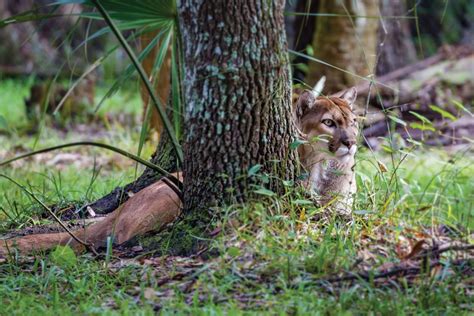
[356, 147, 473, 230]
[0, 78, 154, 231]
[0, 79, 473, 314]
[0, 256, 469, 314]
[0, 78, 32, 128]
[0, 77, 143, 131]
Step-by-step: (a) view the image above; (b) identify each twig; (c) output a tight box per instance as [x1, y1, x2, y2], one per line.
[317, 244, 473, 284]
[324, 264, 423, 283]
[321, 258, 471, 284]
[414, 243, 474, 260]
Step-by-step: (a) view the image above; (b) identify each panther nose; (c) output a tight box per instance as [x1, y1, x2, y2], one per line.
[342, 139, 356, 148]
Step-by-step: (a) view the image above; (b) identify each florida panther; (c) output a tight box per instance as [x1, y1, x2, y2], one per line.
[293, 87, 358, 215]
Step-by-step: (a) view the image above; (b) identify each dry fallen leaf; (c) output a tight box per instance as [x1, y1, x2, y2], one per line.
[143, 287, 157, 300]
[86, 206, 96, 218]
[403, 239, 426, 260]
[131, 245, 143, 252]
[377, 160, 388, 172]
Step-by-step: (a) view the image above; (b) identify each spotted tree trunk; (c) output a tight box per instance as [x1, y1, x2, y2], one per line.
[178, 0, 296, 212]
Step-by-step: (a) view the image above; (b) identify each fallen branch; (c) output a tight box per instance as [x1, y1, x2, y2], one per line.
[320, 258, 471, 285]
[414, 243, 474, 260]
[323, 262, 427, 283]
[0, 65, 57, 77]
[354, 45, 474, 97]
[318, 243, 473, 284]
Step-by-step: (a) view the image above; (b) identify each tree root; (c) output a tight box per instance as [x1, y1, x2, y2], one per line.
[0, 177, 182, 257]
[87, 117, 179, 215]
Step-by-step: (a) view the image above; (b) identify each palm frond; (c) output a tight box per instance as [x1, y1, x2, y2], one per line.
[90, 0, 183, 164]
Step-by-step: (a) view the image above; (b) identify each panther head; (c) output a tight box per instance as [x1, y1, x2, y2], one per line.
[294, 88, 359, 166]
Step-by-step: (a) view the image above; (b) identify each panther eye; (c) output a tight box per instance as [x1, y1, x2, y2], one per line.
[322, 119, 335, 127]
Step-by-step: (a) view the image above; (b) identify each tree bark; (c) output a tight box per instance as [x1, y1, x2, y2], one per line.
[306, 0, 380, 92]
[178, 0, 296, 213]
[376, 0, 417, 75]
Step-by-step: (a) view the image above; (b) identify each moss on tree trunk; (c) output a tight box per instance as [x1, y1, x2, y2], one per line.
[178, 0, 296, 213]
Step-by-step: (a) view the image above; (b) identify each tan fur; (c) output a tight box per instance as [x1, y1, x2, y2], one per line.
[294, 88, 359, 214]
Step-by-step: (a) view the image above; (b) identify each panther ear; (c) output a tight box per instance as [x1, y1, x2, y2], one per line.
[294, 90, 316, 121]
[337, 87, 357, 109]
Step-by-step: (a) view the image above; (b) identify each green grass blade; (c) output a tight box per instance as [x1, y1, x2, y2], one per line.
[171, 34, 183, 140]
[289, 50, 396, 92]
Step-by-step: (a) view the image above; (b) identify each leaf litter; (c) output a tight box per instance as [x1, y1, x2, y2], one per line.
[87, 218, 473, 309]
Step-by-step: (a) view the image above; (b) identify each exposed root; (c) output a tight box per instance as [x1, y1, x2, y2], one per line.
[0, 177, 182, 256]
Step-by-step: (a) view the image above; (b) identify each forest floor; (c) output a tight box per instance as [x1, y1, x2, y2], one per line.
[0, 79, 472, 314]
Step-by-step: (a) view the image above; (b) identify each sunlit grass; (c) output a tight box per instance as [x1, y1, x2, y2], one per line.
[0, 78, 32, 129]
[357, 146, 473, 230]
[0, 78, 143, 131]
[0, 78, 154, 231]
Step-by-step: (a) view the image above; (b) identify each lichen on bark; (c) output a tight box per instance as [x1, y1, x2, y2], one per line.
[179, 0, 296, 213]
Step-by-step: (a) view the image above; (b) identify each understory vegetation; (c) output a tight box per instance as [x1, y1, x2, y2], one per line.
[1, 0, 473, 313]
[1, 79, 472, 314]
